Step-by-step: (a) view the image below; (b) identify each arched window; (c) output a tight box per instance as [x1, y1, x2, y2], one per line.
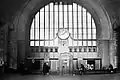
[30, 2, 97, 52]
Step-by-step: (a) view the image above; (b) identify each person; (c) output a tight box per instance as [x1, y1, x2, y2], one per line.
[62, 66, 65, 75]
[0, 58, 4, 79]
[46, 62, 50, 75]
[79, 64, 85, 75]
[43, 62, 47, 75]
[20, 61, 25, 75]
[108, 64, 113, 73]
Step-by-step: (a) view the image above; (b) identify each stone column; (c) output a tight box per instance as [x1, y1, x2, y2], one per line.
[102, 40, 110, 67]
[109, 40, 117, 68]
[98, 40, 110, 67]
[8, 29, 17, 69]
[17, 40, 26, 61]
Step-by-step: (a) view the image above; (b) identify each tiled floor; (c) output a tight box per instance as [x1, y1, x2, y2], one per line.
[3, 73, 120, 80]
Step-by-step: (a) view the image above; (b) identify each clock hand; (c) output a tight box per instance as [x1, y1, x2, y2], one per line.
[60, 31, 67, 35]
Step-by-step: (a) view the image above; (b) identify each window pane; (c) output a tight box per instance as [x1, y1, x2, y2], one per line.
[35, 12, 39, 29]
[30, 29, 34, 39]
[78, 41, 82, 46]
[82, 7, 86, 12]
[92, 29, 96, 34]
[35, 29, 39, 39]
[69, 38, 73, 46]
[54, 38, 58, 46]
[83, 41, 87, 46]
[73, 3, 77, 12]
[69, 5, 72, 11]
[40, 29, 44, 39]
[88, 34, 91, 39]
[31, 19, 34, 29]
[64, 5, 67, 11]
[40, 41, 44, 46]
[50, 29, 53, 39]
[88, 41, 92, 46]
[92, 34, 96, 39]
[92, 19, 96, 28]
[73, 41, 77, 46]
[35, 41, 39, 46]
[83, 34, 87, 39]
[83, 29, 87, 34]
[69, 11, 72, 29]
[83, 12, 86, 23]
[92, 41, 96, 46]
[30, 41, 34, 46]
[78, 35, 82, 39]
[55, 11, 58, 29]
[45, 11, 49, 29]
[45, 29, 49, 39]
[45, 41, 49, 46]
[88, 29, 91, 34]
[74, 29, 77, 35]
[87, 12, 91, 22]
[50, 41, 53, 46]
[78, 29, 82, 35]
[83, 22, 86, 28]
[88, 22, 91, 29]
[64, 11, 67, 28]
[50, 3, 53, 11]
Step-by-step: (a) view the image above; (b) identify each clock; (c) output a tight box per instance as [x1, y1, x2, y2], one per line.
[57, 28, 70, 40]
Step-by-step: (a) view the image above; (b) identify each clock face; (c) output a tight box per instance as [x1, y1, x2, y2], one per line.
[57, 29, 70, 40]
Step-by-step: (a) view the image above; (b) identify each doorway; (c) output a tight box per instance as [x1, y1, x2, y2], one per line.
[59, 53, 72, 75]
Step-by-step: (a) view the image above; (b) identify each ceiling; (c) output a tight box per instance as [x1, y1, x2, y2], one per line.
[0, 0, 120, 24]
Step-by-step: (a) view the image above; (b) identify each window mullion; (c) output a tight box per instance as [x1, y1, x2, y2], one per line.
[34, 17, 35, 46]
[49, 3, 50, 45]
[39, 11, 40, 47]
[77, 4, 79, 46]
[81, 7, 83, 46]
[58, 2, 59, 30]
[67, 3, 69, 30]
[44, 7, 45, 46]
[86, 11, 88, 47]
[91, 17, 93, 47]
[62, 2, 64, 28]
[53, 2, 55, 45]
[72, 3, 74, 46]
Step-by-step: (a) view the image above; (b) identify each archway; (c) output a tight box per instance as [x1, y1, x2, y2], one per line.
[9, 0, 116, 70]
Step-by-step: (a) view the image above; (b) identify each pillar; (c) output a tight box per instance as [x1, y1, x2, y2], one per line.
[109, 40, 117, 68]
[8, 29, 17, 69]
[98, 40, 110, 67]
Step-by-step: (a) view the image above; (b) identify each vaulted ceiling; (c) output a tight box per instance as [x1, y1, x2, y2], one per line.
[0, 0, 120, 24]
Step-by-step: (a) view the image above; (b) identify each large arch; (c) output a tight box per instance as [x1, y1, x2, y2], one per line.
[9, 0, 116, 69]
